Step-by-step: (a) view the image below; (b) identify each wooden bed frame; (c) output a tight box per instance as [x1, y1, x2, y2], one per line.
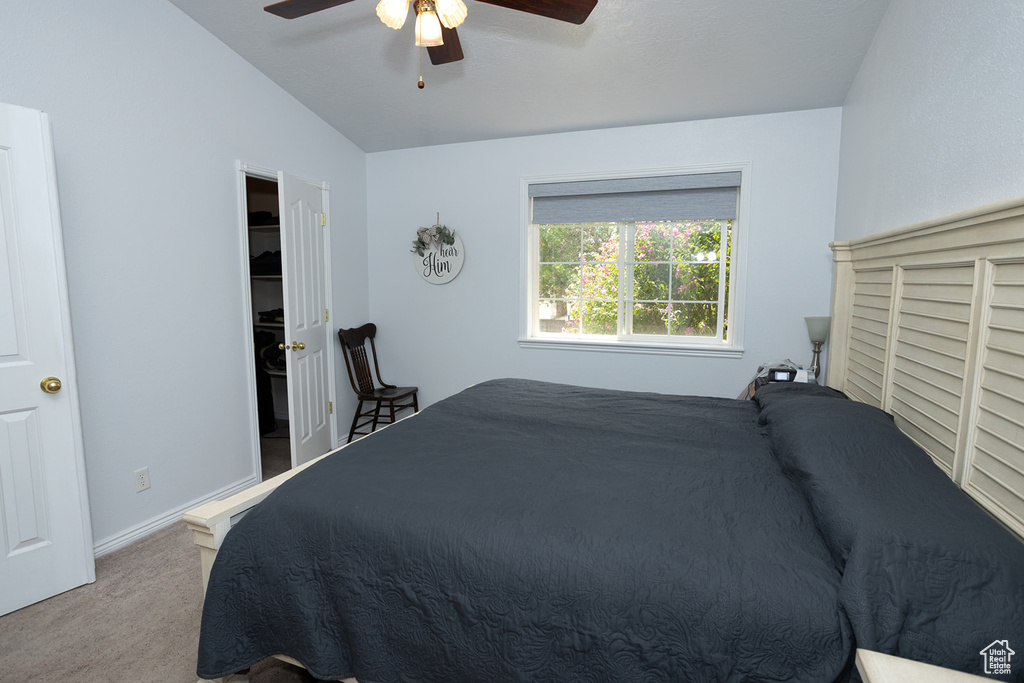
[827, 195, 1024, 542]
[186, 196, 1024, 683]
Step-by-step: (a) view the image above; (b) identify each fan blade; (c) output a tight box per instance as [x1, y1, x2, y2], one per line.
[474, 0, 597, 24]
[428, 25, 464, 65]
[264, 0, 356, 19]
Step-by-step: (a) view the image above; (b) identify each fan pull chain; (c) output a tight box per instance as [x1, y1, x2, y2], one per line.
[418, 47, 425, 89]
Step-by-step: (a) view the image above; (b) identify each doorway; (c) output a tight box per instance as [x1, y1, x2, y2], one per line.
[239, 163, 336, 481]
[244, 174, 291, 480]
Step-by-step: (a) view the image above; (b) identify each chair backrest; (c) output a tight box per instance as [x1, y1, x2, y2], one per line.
[338, 323, 382, 397]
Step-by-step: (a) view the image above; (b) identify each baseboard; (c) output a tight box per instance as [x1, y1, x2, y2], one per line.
[92, 475, 259, 557]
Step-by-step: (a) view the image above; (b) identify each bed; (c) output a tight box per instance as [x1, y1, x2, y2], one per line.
[186, 196, 1024, 683]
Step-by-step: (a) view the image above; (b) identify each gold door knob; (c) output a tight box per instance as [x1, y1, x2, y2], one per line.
[40, 377, 62, 394]
[278, 342, 292, 351]
[294, 342, 306, 351]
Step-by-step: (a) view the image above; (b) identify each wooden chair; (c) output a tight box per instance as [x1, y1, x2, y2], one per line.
[338, 323, 419, 443]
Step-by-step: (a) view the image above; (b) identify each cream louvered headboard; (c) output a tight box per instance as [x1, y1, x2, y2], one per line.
[827, 197, 1024, 540]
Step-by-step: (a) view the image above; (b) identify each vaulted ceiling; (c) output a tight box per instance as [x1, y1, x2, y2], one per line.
[168, 0, 893, 152]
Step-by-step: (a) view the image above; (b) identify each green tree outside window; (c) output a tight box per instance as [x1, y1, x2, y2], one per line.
[538, 220, 732, 339]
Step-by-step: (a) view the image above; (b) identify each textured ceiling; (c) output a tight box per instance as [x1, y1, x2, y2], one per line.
[167, 0, 892, 152]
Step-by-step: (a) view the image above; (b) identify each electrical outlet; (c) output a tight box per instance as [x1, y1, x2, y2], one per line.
[134, 467, 150, 493]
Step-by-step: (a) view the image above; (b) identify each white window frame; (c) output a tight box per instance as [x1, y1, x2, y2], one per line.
[519, 163, 750, 357]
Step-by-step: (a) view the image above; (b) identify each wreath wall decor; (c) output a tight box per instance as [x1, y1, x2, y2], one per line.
[411, 218, 464, 284]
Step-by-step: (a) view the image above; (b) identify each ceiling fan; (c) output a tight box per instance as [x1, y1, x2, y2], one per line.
[264, 0, 598, 71]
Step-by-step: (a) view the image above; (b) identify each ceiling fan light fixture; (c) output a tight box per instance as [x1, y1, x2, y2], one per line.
[414, 0, 444, 47]
[376, 0, 410, 29]
[434, 0, 467, 29]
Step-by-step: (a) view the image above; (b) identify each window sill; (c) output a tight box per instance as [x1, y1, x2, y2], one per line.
[518, 336, 744, 358]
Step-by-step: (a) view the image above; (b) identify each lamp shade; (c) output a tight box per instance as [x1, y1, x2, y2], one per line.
[434, 0, 467, 28]
[805, 316, 831, 343]
[414, 7, 444, 46]
[376, 0, 410, 29]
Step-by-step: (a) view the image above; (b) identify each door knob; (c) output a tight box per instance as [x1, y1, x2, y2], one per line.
[40, 377, 62, 394]
[294, 342, 306, 350]
[278, 342, 291, 351]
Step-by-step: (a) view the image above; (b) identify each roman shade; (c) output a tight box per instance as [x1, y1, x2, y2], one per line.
[529, 171, 741, 224]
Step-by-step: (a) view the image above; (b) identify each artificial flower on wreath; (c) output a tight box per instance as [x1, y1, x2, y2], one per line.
[411, 223, 456, 257]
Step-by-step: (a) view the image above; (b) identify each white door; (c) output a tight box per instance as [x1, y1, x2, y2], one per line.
[279, 171, 333, 466]
[0, 102, 94, 615]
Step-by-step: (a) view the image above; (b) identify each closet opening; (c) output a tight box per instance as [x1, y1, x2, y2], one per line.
[244, 174, 291, 481]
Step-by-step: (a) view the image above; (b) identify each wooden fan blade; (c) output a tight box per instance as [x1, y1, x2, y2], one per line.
[264, 0, 357, 19]
[474, 0, 597, 24]
[428, 25, 464, 65]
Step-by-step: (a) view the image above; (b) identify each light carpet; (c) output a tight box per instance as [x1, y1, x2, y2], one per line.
[0, 516, 321, 682]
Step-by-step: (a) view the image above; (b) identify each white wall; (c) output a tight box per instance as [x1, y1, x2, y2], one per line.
[835, 0, 1024, 241]
[0, 0, 368, 549]
[366, 108, 842, 405]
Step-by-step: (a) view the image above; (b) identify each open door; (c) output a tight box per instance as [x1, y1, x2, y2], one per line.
[0, 102, 94, 615]
[278, 171, 333, 466]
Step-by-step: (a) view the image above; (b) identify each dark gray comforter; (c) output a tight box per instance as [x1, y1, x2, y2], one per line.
[197, 378, 1024, 682]
[756, 385, 1024, 680]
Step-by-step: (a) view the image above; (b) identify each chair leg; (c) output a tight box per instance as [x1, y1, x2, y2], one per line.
[371, 400, 382, 433]
[348, 400, 363, 443]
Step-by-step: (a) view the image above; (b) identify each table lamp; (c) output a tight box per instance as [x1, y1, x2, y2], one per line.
[805, 316, 831, 382]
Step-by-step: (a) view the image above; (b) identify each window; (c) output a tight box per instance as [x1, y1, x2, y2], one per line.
[522, 168, 745, 356]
